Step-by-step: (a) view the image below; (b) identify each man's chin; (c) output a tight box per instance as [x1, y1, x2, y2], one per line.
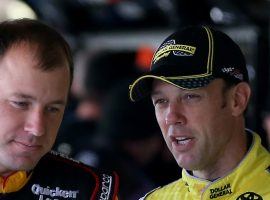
[10, 155, 42, 171]
[176, 157, 200, 171]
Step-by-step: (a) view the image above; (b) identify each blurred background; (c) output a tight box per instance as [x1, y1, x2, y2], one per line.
[0, 0, 270, 199]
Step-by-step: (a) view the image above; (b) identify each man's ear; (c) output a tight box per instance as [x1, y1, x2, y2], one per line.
[230, 82, 251, 116]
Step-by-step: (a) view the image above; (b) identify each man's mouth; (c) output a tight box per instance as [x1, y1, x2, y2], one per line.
[13, 140, 41, 150]
[175, 137, 192, 145]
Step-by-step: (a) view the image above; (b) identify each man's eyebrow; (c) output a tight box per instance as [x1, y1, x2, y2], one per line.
[11, 93, 35, 100]
[11, 93, 67, 105]
[49, 100, 67, 106]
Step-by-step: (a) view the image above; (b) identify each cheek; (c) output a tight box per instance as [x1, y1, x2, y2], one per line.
[44, 113, 64, 139]
[186, 107, 209, 128]
[47, 115, 63, 132]
[155, 110, 166, 131]
[154, 110, 172, 149]
[45, 120, 60, 146]
[0, 104, 25, 129]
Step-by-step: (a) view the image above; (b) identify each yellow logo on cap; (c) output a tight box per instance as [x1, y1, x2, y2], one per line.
[152, 42, 196, 64]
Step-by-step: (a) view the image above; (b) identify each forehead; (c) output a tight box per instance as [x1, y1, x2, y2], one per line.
[3, 41, 68, 67]
[0, 43, 70, 99]
[0, 43, 68, 74]
[1, 42, 69, 73]
[1, 42, 39, 67]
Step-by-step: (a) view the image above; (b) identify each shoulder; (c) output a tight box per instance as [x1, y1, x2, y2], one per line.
[140, 178, 187, 200]
[32, 150, 119, 200]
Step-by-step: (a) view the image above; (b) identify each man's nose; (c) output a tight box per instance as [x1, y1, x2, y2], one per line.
[165, 103, 187, 126]
[24, 108, 46, 136]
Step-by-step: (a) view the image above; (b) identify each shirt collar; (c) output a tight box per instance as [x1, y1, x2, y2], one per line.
[0, 171, 32, 193]
[182, 131, 270, 199]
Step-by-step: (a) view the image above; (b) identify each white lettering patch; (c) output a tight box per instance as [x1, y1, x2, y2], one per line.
[31, 184, 79, 200]
[99, 174, 113, 200]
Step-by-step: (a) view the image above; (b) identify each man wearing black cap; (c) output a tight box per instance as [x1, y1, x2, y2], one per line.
[129, 26, 270, 199]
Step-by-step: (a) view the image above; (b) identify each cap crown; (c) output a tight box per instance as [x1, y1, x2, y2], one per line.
[151, 26, 248, 82]
[129, 26, 249, 102]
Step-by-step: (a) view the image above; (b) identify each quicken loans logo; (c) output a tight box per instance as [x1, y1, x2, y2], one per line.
[31, 184, 79, 200]
[209, 183, 232, 199]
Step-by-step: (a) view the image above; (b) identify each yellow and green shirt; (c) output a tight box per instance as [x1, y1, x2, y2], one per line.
[141, 132, 270, 200]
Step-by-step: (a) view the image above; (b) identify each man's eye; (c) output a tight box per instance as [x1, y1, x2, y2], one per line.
[47, 106, 60, 113]
[11, 101, 29, 109]
[153, 98, 168, 106]
[182, 93, 201, 102]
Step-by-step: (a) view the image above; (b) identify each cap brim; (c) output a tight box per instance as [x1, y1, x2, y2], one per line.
[129, 75, 215, 102]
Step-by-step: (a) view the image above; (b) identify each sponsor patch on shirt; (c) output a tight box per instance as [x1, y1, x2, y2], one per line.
[209, 183, 232, 199]
[99, 174, 113, 200]
[236, 192, 263, 200]
[31, 184, 79, 199]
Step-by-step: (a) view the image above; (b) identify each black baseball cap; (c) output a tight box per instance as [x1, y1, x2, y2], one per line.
[129, 25, 249, 102]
